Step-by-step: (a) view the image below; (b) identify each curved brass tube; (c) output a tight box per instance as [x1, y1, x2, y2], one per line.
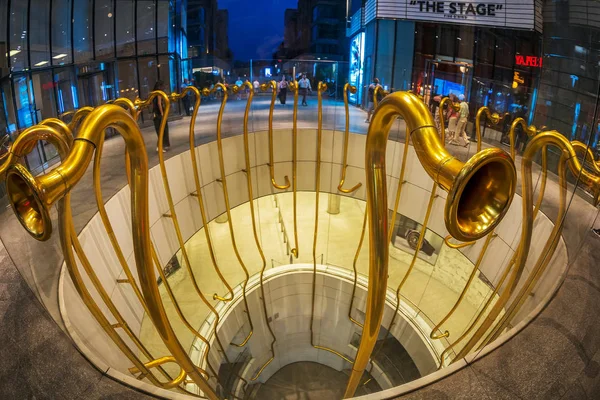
[508, 117, 538, 160]
[170, 86, 236, 302]
[438, 97, 453, 138]
[373, 86, 388, 109]
[3, 105, 217, 398]
[236, 80, 279, 378]
[474, 107, 501, 153]
[309, 82, 354, 365]
[348, 211, 367, 328]
[338, 83, 362, 194]
[572, 140, 600, 173]
[570, 140, 600, 204]
[128, 356, 195, 389]
[68, 106, 95, 132]
[58, 109, 76, 122]
[261, 80, 290, 190]
[289, 80, 300, 258]
[443, 235, 475, 249]
[455, 131, 599, 361]
[343, 91, 516, 398]
[213, 82, 254, 347]
[430, 233, 496, 340]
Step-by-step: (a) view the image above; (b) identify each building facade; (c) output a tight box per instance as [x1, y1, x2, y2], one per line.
[0, 0, 230, 177]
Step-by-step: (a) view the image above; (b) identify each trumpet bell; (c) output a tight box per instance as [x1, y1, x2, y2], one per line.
[446, 147, 516, 242]
[6, 164, 52, 241]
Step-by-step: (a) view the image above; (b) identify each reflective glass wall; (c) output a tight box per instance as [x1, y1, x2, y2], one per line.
[0, 0, 188, 177]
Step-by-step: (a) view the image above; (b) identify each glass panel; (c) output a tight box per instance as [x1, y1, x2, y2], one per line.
[137, 0, 156, 55]
[29, 0, 51, 69]
[2, 80, 17, 134]
[51, 0, 72, 65]
[116, 59, 138, 102]
[13, 74, 35, 130]
[9, 0, 29, 71]
[158, 54, 178, 114]
[95, 0, 115, 59]
[31, 71, 59, 163]
[116, 0, 135, 57]
[157, 0, 170, 53]
[0, 0, 10, 77]
[137, 56, 158, 120]
[54, 67, 78, 114]
[374, 20, 394, 90]
[73, 0, 93, 63]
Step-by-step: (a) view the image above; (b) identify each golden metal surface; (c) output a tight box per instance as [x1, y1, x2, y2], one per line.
[4, 105, 218, 398]
[508, 117, 538, 159]
[474, 107, 501, 153]
[309, 82, 353, 365]
[431, 233, 496, 340]
[213, 82, 254, 346]
[455, 130, 598, 361]
[348, 211, 367, 328]
[344, 91, 516, 398]
[171, 86, 235, 302]
[338, 83, 362, 194]
[443, 235, 475, 249]
[373, 86, 388, 109]
[261, 80, 291, 189]
[68, 106, 95, 132]
[289, 80, 300, 258]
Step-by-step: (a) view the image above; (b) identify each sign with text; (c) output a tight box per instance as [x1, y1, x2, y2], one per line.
[375, 0, 535, 30]
[515, 55, 542, 68]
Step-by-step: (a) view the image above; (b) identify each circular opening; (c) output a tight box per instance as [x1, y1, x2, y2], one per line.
[456, 159, 514, 239]
[6, 169, 48, 240]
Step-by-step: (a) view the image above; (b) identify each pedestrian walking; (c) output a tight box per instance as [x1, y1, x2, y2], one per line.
[181, 79, 191, 116]
[365, 78, 382, 123]
[299, 74, 312, 106]
[279, 76, 288, 105]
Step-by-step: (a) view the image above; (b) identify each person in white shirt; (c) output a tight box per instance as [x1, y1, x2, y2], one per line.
[278, 76, 288, 104]
[299, 74, 312, 106]
[235, 77, 243, 100]
[253, 79, 260, 94]
[450, 94, 470, 147]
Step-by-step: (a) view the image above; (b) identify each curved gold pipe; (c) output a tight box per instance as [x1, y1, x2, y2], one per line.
[4, 123, 178, 387]
[455, 131, 599, 361]
[508, 117, 538, 160]
[572, 140, 600, 173]
[128, 356, 194, 389]
[261, 80, 291, 190]
[68, 106, 95, 132]
[236, 80, 279, 377]
[309, 82, 354, 364]
[4, 105, 217, 398]
[431, 233, 496, 340]
[113, 97, 138, 118]
[474, 107, 501, 153]
[338, 83, 362, 194]
[373, 86, 388, 109]
[443, 235, 475, 249]
[58, 109, 76, 122]
[289, 80, 300, 258]
[348, 211, 367, 328]
[170, 86, 236, 303]
[438, 97, 453, 139]
[213, 82, 254, 346]
[570, 140, 600, 204]
[343, 91, 516, 398]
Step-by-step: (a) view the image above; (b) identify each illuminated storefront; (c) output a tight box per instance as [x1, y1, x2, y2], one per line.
[347, 0, 543, 124]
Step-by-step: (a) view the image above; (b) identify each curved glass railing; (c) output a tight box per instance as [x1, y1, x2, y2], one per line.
[0, 58, 598, 399]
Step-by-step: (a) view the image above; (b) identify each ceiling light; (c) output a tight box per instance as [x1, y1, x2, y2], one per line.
[53, 53, 68, 59]
[34, 60, 48, 66]
[9, 49, 20, 56]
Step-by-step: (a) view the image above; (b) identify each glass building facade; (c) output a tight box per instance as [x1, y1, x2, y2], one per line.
[0, 0, 189, 175]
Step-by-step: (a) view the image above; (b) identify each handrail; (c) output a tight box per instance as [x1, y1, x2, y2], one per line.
[170, 86, 235, 302]
[273, 194, 294, 259]
[212, 82, 255, 347]
[289, 80, 300, 258]
[338, 83, 362, 194]
[261, 80, 290, 189]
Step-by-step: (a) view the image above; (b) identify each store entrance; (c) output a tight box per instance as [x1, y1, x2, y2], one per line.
[423, 59, 473, 105]
[77, 70, 110, 108]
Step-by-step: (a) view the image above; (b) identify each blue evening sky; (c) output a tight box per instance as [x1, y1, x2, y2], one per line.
[219, 0, 298, 61]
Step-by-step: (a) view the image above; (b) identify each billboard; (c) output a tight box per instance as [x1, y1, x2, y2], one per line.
[349, 33, 365, 105]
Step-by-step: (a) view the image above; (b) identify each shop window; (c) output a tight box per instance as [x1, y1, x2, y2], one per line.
[54, 68, 78, 114]
[29, 0, 51, 69]
[116, 59, 139, 102]
[73, 0, 93, 63]
[52, 0, 72, 66]
[9, 0, 29, 71]
[137, 0, 157, 55]
[95, 0, 115, 59]
[0, 0, 8, 77]
[157, 0, 171, 53]
[116, 0, 136, 57]
[2, 80, 17, 134]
